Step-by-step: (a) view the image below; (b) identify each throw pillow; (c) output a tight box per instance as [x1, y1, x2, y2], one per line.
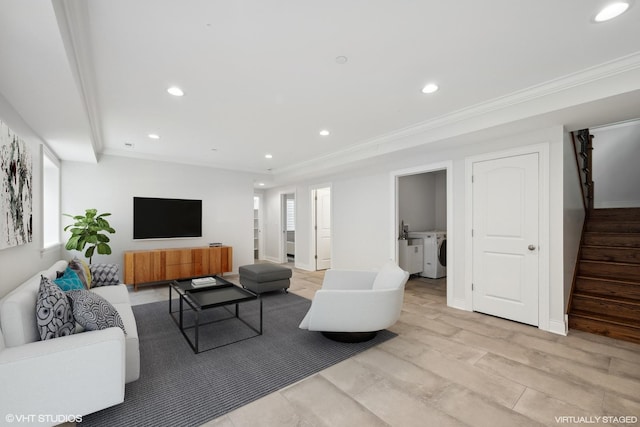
[68, 257, 91, 289]
[90, 263, 120, 287]
[66, 290, 126, 335]
[36, 276, 76, 340]
[53, 266, 85, 292]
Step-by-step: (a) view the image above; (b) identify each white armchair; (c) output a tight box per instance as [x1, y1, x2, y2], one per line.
[299, 261, 409, 342]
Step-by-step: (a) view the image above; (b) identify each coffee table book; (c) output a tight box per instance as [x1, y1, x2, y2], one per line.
[192, 277, 217, 288]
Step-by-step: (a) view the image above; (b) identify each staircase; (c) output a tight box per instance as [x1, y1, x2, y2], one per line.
[568, 208, 640, 344]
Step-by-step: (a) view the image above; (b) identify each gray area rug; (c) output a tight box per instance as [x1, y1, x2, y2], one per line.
[82, 291, 396, 427]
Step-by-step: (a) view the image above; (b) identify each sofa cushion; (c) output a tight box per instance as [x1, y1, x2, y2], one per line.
[53, 267, 85, 292]
[66, 290, 126, 335]
[36, 276, 76, 340]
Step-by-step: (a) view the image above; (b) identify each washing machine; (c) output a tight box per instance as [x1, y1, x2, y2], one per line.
[407, 231, 446, 278]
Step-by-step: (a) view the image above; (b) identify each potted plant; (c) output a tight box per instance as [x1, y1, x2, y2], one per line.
[64, 209, 116, 264]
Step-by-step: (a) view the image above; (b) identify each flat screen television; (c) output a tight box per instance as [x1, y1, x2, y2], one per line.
[133, 197, 202, 239]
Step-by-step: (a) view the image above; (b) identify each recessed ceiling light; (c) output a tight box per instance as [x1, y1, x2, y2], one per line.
[335, 56, 348, 64]
[595, 2, 630, 21]
[167, 86, 184, 96]
[258, 182, 265, 186]
[422, 83, 439, 94]
[319, 129, 330, 136]
[148, 133, 160, 139]
[265, 154, 273, 159]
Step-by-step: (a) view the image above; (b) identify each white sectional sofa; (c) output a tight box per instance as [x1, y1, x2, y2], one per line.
[0, 260, 139, 425]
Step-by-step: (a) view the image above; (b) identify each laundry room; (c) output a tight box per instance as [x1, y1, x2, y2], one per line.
[397, 170, 447, 283]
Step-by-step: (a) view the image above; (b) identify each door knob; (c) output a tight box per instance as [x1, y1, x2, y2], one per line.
[528, 245, 536, 251]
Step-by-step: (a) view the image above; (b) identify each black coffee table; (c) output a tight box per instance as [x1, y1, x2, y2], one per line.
[169, 276, 262, 353]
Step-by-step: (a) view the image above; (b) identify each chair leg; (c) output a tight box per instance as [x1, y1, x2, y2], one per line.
[321, 331, 377, 343]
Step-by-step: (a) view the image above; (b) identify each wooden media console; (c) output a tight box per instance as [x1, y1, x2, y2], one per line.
[124, 246, 232, 291]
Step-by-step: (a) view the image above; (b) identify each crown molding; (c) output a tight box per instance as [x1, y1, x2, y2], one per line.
[274, 51, 640, 179]
[52, 0, 102, 162]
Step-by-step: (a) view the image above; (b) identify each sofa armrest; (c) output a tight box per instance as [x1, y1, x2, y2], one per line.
[321, 270, 377, 290]
[90, 263, 120, 287]
[0, 328, 126, 422]
[300, 288, 404, 332]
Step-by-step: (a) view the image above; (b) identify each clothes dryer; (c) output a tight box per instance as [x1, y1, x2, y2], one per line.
[407, 231, 446, 278]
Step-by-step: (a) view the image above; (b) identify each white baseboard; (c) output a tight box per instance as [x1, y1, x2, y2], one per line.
[294, 263, 315, 272]
[547, 318, 568, 336]
[448, 297, 468, 311]
[264, 256, 281, 264]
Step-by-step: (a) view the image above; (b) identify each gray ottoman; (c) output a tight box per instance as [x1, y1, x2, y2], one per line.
[239, 264, 292, 294]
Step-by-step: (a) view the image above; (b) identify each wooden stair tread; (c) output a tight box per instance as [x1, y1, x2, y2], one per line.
[581, 245, 640, 250]
[571, 291, 640, 305]
[579, 259, 640, 267]
[570, 310, 640, 329]
[576, 275, 640, 286]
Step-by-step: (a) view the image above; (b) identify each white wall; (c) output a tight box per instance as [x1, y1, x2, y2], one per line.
[398, 170, 447, 233]
[435, 171, 447, 230]
[0, 93, 61, 298]
[592, 120, 640, 208]
[398, 173, 435, 232]
[264, 125, 572, 333]
[60, 155, 255, 276]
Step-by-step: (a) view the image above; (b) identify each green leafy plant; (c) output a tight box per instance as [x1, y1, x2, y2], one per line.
[63, 209, 116, 264]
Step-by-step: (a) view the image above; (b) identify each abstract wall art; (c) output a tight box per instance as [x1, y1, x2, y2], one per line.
[0, 120, 33, 249]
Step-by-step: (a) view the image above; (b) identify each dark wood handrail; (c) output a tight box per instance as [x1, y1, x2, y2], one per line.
[571, 129, 594, 213]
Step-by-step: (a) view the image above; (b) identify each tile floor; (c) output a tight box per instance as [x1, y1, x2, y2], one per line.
[126, 265, 640, 427]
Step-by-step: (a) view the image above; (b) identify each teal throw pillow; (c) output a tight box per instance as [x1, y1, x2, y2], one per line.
[53, 267, 85, 292]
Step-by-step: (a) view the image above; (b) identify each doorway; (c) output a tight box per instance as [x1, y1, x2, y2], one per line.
[312, 186, 332, 270]
[253, 195, 262, 260]
[393, 162, 453, 306]
[281, 193, 295, 263]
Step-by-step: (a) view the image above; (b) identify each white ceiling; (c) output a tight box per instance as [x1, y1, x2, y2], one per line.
[1, 0, 640, 186]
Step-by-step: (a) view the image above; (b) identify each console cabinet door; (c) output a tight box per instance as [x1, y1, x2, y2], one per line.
[165, 249, 192, 280]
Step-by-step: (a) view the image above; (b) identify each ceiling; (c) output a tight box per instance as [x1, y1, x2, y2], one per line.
[1, 0, 640, 186]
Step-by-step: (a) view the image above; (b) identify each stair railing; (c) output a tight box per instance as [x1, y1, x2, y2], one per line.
[571, 129, 594, 212]
[567, 129, 594, 315]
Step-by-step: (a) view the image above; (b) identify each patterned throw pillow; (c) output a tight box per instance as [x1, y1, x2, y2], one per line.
[90, 263, 120, 287]
[36, 276, 76, 340]
[68, 257, 91, 289]
[53, 266, 85, 291]
[66, 290, 126, 335]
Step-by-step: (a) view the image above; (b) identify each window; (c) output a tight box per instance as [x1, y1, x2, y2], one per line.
[286, 198, 295, 231]
[42, 146, 60, 249]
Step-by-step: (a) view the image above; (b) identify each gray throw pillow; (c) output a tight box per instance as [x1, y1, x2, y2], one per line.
[36, 276, 76, 340]
[90, 263, 120, 287]
[66, 289, 126, 335]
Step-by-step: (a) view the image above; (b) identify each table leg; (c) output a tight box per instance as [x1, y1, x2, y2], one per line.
[194, 309, 200, 353]
[179, 294, 184, 330]
[259, 297, 263, 334]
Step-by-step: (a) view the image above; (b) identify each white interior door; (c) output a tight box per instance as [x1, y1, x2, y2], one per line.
[315, 187, 332, 270]
[472, 152, 539, 326]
